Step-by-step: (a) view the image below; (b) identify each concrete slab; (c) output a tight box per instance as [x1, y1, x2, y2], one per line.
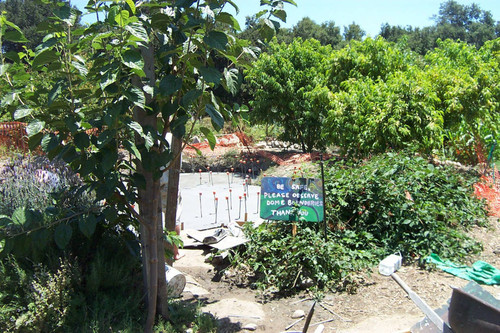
[178, 172, 262, 230]
[202, 298, 266, 323]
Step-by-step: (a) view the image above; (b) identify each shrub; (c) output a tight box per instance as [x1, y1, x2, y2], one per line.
[0, 155, 93, 216]
[233, 221, 379, 295]
[325, 152, 487, 259]
[0, 257, 74, 332]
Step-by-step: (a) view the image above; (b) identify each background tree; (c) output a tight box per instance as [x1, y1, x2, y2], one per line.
[433, 0, 498, 47]
[378, 1, 499, 54]
[0, 0, 78, 53]
[291, 17, 342, 47]
[246, 38, 331, 152]
[343, 22, 365, 42]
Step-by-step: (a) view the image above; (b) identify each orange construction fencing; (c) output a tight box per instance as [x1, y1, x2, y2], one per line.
[0, 122, 28, 152]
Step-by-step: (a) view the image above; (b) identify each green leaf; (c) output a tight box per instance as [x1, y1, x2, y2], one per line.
[216, 12, 241, 31]
[199, 67, 222, 84]
[32, 49, 59, 68]
[127, 121, 144, 136]
[124, 21, 149, 42]
[4, 29, 27, 43]
[32, 229, 51, 250]
[5, 51, 20, 63]
[54, 224, 72, 249]
[115, 9, 130, 27]
[100, 68, 119, 91]
[79, 214, 97, 238]
[224, 68, 239, 95]
[41, 133, 60, 152]
[26, 120, 45, 137]
[175, 0, 196, 7]
[101, 149, 118, 171]
[123, 139, 141, 160]
[122, 49, 144, 70]
[171, 114, 189, 138]
[74, 132, 90, 150]
[71, 60, 88, 77]
[0, 238, 14, 256]
[260, 19, 276, 40]
[0, 64, 9, 76]
[0, 92, 16, 107]
[159, 75, 182, 96]
[29, 132, 43, 150]
[200, 127, 216, 150]
[124, 86, 145, 108]
[203, 30, 228, 50]
[144, 132, 154, 150]
[181, 89, 202, 108]
[271, 9, 287, 22]
[53, 5, 71, 20]
[0, 216, 11, 228]
[125, 0, 136, 14]
[96, 129, 115, 148]
[14, 107, 33, 120]
[12, 208, 27, 227]
[205, 104, 224, 130]
[48, 80, 65, 106]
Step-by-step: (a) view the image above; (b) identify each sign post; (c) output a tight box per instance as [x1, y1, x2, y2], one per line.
[260, 177, 324, 223]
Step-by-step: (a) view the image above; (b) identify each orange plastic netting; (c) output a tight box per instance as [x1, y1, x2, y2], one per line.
[474, 170, 500, 217]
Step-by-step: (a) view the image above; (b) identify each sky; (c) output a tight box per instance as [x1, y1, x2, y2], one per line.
[72, 0, 500, 37]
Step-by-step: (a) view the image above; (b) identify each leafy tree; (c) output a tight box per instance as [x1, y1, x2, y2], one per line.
[324, 37, 500, 159]
[423, 38, 500, 162]
[328, 37, 415, 90]
[292, 17, 342, 47]
[343, 22, 365, 42]
[433, 0, 498, 47]
[246, 38, 331, 152]
[379, 23, 411, 43]
[0, 0, 77, 53]
[0, 0, 293, 330]
[379, 1, 499, 54]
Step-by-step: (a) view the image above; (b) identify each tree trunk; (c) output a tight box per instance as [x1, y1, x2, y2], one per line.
[164, 135, 182, 266]
[156, 190, 169, 318]
[133, 41, 170, 331]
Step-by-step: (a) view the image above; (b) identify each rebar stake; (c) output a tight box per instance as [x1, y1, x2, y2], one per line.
[226, 196, 231, 222]
[199, 192, 203, 217]
[214, 197, 218, 224]
[244, 193, 248, 221]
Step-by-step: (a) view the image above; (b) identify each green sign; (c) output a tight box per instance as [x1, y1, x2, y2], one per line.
[260, 177, 324, 222]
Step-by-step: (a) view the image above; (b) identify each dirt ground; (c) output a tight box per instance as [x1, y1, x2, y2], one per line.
[174, 143, 500, 332]
[174, 218, 500, 333]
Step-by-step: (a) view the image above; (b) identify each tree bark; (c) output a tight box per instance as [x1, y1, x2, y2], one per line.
[133, 41, 170, 331]
[156, 189, 169, 318]
[164, 135, 182, 266]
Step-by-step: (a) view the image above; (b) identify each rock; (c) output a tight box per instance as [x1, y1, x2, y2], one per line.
[291, 309, 305, 319]
[242, 323, 258, 331]
[314, 324, 325, 333]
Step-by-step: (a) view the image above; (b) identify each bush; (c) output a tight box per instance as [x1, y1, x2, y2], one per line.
[0, 155, 93, 216]
[325, 152, 487, 259]
[0, 257, 74, 332]
[233, 221, 379, 295]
